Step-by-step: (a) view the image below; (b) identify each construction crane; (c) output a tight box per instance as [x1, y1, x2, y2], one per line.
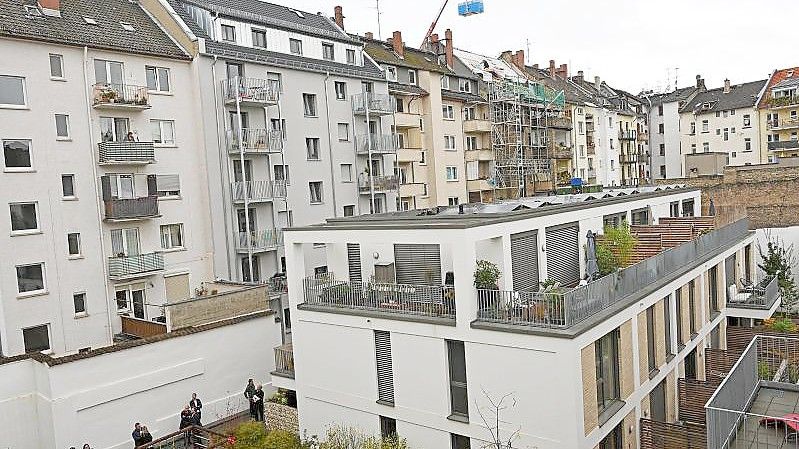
[420, 0, 484, 47]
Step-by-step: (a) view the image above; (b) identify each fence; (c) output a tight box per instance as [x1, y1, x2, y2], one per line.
[221, 76, 279, 103]
[105, 196, 159, 220]
[476, 289, 566, 327]
[98, 141, 155, 163]
[231, 180, 287, 201]
[355, 133, 398, 154]
[727, 275, 780, 309]
[108, 252, 164, 279]
[121, 316, 167, 338]
[92, 83, 150, 107]
[273, 344, 294, 378]
[135, 425, 230, 449]
[639, 418, 707, 449]
[226, 128, 282, 153]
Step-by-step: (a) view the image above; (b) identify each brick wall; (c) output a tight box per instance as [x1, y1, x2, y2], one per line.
[166, 284, 271, 329]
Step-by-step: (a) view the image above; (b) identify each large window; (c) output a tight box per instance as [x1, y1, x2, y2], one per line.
[145, 66, 170, 92]
[221, 24, 236, 42]
[160, 223, 184, 250]
[309, 181, 323, 204]
[346, 49, 356, 64]
[3, 139, 32, 169]
[241, 256, 260, 282]
[446, 340, 469, 419]
[0, 75, 26, 107]
[442, 104, 454, 120]
[9, 202, 38, 232]
[445, 166, 458, 181]
[646, 305, 657, 373]
[99, 117, 129, 142]
[93, 59, 123, 86]
[451, 434, 471, 449]
[155, 174, 181, 197]
[334, 81, 346, 100]
[595, 329, 621, 413]
[16, 263, 45, 294]
[302, 93, 317, 116]
[23, 325, 50, 353]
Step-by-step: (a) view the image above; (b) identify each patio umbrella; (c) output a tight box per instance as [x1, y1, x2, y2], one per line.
[585, 230, 600, 281]
[708, 198, 716, 216]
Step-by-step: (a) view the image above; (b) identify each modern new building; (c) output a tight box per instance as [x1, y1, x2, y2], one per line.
[757, 66, 799, 162]
[276, 186, 778, 448]
[0, 0, 214, 356]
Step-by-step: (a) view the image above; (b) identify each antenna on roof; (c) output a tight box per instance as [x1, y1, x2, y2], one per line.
[525, 38, 530, 65]
[675, 67, 679, 91]
[375, 0, 383, 40]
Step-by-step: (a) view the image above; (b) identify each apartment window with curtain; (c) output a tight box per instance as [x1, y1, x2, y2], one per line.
[160, 223, 184, 250]
[305, 138, 320, 160]
[309, 181, 323, 204]
[374, 330, 394, 405]
[447, 340, 469, 419]
[302, 93, 317, 116]
[595, 329, 621, 413]
[334, 82, 346, 100]
[289, 38, 302, 55]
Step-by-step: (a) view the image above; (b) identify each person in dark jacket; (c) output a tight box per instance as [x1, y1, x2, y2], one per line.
[132, 423, 142, 447]
[253, 384, 265, 422]
[189, 393, 202, 425]
[180, 405, 194, 429]
[138, 427, 152, 446]
[244, 379, 256, 419]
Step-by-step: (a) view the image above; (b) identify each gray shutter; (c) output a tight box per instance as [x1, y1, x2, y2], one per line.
[347, 243, 362, 283]
[374, 330, 394, 404]
[725, 254, 736, 287]
[545, 222, 581, 287]
[394, 244, 441, 285]
[511, 230, 539, 291]
[155, 174, 180, 193]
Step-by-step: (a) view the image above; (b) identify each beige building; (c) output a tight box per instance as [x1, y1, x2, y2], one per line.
[757, 66, 799, 161]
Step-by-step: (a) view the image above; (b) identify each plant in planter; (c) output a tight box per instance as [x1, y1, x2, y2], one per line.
[596, 222, 637, 276]
[474, 260, 501, 290]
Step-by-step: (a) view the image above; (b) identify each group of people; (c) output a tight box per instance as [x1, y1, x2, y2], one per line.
[131, 423, 153, 447]
[244, 379, 266, 422]
[68, 445, 92, 449]
[180, 393, 204, 429]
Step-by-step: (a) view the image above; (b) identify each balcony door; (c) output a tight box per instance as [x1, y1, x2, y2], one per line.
[229, 111, 249, 131]
[232, 160, 254, 183]
[110, 228, 140, 257]
[237, 208, 257, 232]
[370, 159, 383, 176]
[108, 174, 136, 199]
[115, 283, 146, 319]
[100, 117, 130, 142]
[94, 59, 124, 86]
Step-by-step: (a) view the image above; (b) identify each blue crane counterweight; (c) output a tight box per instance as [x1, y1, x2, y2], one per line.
[458, 0, 484, 16]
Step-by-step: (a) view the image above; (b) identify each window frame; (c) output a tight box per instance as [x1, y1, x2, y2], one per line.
[49, 54, 65, 80]
[160, 223, 185, 250]
[0, 75, 27, 108]
[9, 201, 39, 234]
[445, 166, 458, 181]
[441, 75, 450, 90]
[3, 138, 33, 171]
[73, 292, 87, 315]
[251, 28, 267, 49]
[322, 42, 335, 61]
[442, 104, 455, 120]
[55, 114, 70, 140]
[305, 137, 321, 160]
[444, 135, 456, 150]
[340, 163, 353, 183]
[61, 174, 76, 199]
[150, 119, 176, 146]
[334, 81, 347, 101]
[302, 93, 317, 117]
[309, 181, 323, 204]
[408, 69, 417, 85]
[446, 339, 469, 419]
[67, 232, 82, 257]
[221, 24, 236, 42]
[346, 49, 356, 64]
[16, 262, 46, 296]
[594, 328, 621, 414]
[22, 324, 51, 353]
[145, 66, 171, 93]
[289, 38, 303, 55]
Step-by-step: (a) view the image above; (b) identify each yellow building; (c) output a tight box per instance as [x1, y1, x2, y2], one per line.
[758, 67, 799, 161]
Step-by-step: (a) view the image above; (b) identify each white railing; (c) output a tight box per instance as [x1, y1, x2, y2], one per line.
[351, 92, 395, 115]
[227, 128, 282, 153]
[355, 133, 398, 154]
[231, 180, 287, 201]
[237, 229, 283, 251]
[221, 76, 279, 104]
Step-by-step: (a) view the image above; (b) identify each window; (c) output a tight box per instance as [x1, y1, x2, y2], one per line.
[385, 66, 397, 82]
[274, 165, 290, 184]
[10, 202, 38, 232]
[221, 24, 236, 42]
[155, 174, 181, 197]
[305, 138, 320, 160]
[731, 127, 736, 134]
[690, 122, 696, 135]
[420, 150, 427, 165]
[743, 114, 751, 127]
[664, 296, 673, 357]
[150, 120, 175, 145]
[441, 75, 450, 90]
[703, 142, 709, 153]
[744, 138, 752, 152]
[241, 256, 260, 282]
[160, 223, 184, 250]
[49, 54, 64, 79]
[3, 139, 32, 170]
[691, 144, 697, 154]
[701, 120, 709, 133]
[145, 66, 170, 92]
[709, 265, 719, 313]
[451, 434, 471, 449]
[658, 123, 664, 134]
[421, 183, 428, 196]
[115, 283, 146, 316]
[67, 232, 81, 256]
[675, 287, 684, 345]
[646, 305, 657, 373]
[62, 174, 75, 198]
[289, 38, 303, 55]
[16, 263, 45, 294]
[658, 104, 663, 116]
[251, 29, 267, 48]
[657, 143, 665, 156]
[688, 280, 696, 336]
[379, 416, 397, 439]
[334, 81, 346, 100]
[442, 104, 454, 120]
[22, 325, 50, 353]
[337, 123, 349, 141]
[458, 79, 472, 93]
[99, 116, 129, 142]
[309, 181, 323, 203]
[340, 164, 353, 182]
[395, 98, 404, 113]
[55, 114, 70, 139]
[322, 43, 335, 61]
[73, 292, 86, 314]
[346, 49, 356, 64]
[715, 111, 721, 117]
[466, 136, 478, 151]
[408, 69, 417, 85]
[447, 340, 469, 418]
[444, 135, 456, 150]
[578, 121, 584, 134]
[446, 166, 458, 181]
[110, 228, 140, 257]
[608, 117, 613, 128]
[343, 205, 355, 216]
[599, 422, 623, 449]
[464, 107, 476, 120]
[595, 329, 621, 413]
[723, 128, 729, 141]
[448, 197, 459, 206]
[0, 75, 26, 107]
[302, 93, 317, 116]
[270, 118, 286, 139]
[374, 330, 394, 405]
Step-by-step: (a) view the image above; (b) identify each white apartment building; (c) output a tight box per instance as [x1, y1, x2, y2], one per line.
[0, 0, 214, 356]
[277, 187, 778, 448]
[679, 79, 767, 173]
[647, 77, 704, 180]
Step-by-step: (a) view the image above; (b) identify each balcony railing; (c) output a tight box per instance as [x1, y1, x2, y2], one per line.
[727, 275, 781, 310]
[767, 117, 799, 130]
[463, 119, 492, 133]
[98, 141, 155, 164]
[548, 116, 573, 129]
[477, 290, 567, 327]
[618, 130, 637, 140]
[547, 142, 572, 159]
[358, 174, 398, 193]
[302, 276, 456, 319]
[273, 344, 294, 378]
[637, 131, 649, 142]
[355, 133, 398, 154]
[221, 76, 279, 105]
[104, 196, 159, 220]
[92, 83, 150, 109]
[351, 92, 395, 115]
[768, 140, 799, 151]
[226, 129, 282, 154]
[108, 252, 164, 279]
[237, 229, 283, 252]
[231, 180, 287, 202]
[767, 95, 799, 108]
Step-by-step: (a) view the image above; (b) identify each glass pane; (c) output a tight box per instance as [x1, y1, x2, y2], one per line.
[49, 55, 63, 78]
[55, 115, 69, 137]
[132, 290, 145, 319]
[115, 118, 130, 142]
[17, 264, 44, 292]
[10, 203, 37, 231]
[62, 175, 75, 197]
[68, 233, 80, 255]
[162, 121, 175, 144]
[3, 140, 32, 168]
[109, 62, 123, 85]
[74, 294, 86, 313]
[93, 60, 107, 84]
[117, 175, 134, 199]
[100, 117, 115, 142]
[157, 68, 170, 91]
[115, 290, 128, 310]
[151, 121, 162, 143]
[145, 67, 157, 91]
[450, 385, 469, 415]
[125, 228, 140, 255]
[23, 326, 49, 352]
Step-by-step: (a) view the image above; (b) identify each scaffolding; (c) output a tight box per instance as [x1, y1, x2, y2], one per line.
[488, 77, 566, 198]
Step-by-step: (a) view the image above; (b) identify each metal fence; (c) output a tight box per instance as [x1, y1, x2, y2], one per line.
[303, 276, 456, 319]
[237, 229, 282, 251]
[221, 76, 279, 104]
[355, 133, 398, 154]
[226, 128, 282, 153]
[135, 425, 230, 449]
[98, 141, 155, 163]
[728, 275, 781, 309]
[92, 83, 150, 107]
[231, 180, 287, 201]
[351, 92, 395, 115]
[105, 196, 159, 220]
[108, 252, 164, 279]
[476, 289, 566, 327]
[357, 175, 398, 192]
[273, 344, 294, 378]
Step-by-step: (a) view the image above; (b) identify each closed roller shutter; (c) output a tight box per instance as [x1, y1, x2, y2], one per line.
[347, 243, 362, 283]
[374, 330, 394, 404]
[394, 244, 441, 285]
[511, 230, 539, 291]
[546, 222, 581, 287]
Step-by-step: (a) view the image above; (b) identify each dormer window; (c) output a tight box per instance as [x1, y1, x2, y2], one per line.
[441, 75, 450, 90]
[384, 66, 397, 82]
[83, 17, 97, 25]
[408, 69, 417, 85]
[221, 24, 236, 43]
[458, 79, 471, 93]
[120, 22, 135, 32]
[289, 38, 303, 55]
[346, 49, 356, 65]
[322, 43, 335, 61]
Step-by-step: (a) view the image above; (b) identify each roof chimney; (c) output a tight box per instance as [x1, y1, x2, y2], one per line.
[512, 50, 525, 70]
[549, 59, 556, 76]
[556, 63, 568, 78]
[723, 78, 731, 94]
[430, 33, 440, 53]
[365, 32, 373, 40]
[444, 29, 454, 68]
[38, 0, 60, 16]
[391, 31, 404, 58]
[333, 6, 344, 30]
[532, 63, 539, 70]
[695, 74, 705, 90]
[575, 70, 584, 83]
[594, 75, 601, 90]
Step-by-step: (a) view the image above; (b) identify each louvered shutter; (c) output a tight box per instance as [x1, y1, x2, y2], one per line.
[394, 244, 441, 285]
[101, 175, 112, 201]
[347, 243, 362, 283]
[374, 330, 394, 404]
[510, 230, 539, 291]
[545, 222, 581, 287]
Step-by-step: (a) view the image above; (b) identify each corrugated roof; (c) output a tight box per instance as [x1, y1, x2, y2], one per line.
[681, 79, 767, 114]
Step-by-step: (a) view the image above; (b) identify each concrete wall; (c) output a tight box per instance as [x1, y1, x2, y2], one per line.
[165, 283, 271, 329]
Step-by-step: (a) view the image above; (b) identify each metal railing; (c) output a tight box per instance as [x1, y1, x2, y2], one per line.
[355, 133, 398, 154]
[766, 118, 799, 130]
[104, 196, 159, 220]
[237, 229, 283, 251]
[108, 252, 164, 279]
[727, 275, 781, 310]
[547, 142, 573, 159]
[767, 95, 799, 108]
[231, 180, 287, 201]
[135, 425, 230, 449]
[273, 344, 294, 378]
[92, 83, 150, 108]
[302, 276, 456, 319]
[351, 92, 395, 115]
[221, 76, 279, 104]
[618, 130, 637, 140]
[358, 174, 398, 192]
[98, 141, 155, 164]
[226, 128, 283, 153]
[477, 290, 566, 327]
[768, 140, 799, 151]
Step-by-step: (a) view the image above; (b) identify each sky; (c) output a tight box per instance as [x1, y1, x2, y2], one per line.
[271, 0, 799, 94]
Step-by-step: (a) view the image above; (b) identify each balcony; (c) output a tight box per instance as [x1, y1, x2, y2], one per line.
[399, 182, 426, 197]
[92, 83, 150, 110]
[547, 142, 573, 159]
[302, 276, 456, 320]
[637, 131, 649, 143]
[767, 95, 799, 109]
[98, 141, 155, 165]
[619, 152, 639, 164]
[768, 140, 799, 152]
[726, 275, 781, 318]
[394, 112, 421, 129]
[236, 229, 283, 253]
[397, 148, 423, 163]
[463, 119, 492, 133]
[358, 174, 398, 193]
[767, 117, 799, 130]
[221, 76, 279, 106]
[108, 252, 164, 280]
[272, 344, 295, 379]
[351, 93, 395, 116]
[618, 130, 637, 140]
[104, 196, 159, 221]
[467, 178, 493, 192]
[226, 129, 282, 154]
[231, 181, 287, 202]
[355, 133, 398, 155]
[465, 148, 494, 162]
[548, 116, 572, 130]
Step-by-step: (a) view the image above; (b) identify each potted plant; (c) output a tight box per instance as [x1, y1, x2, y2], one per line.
[474, 260, 502, 317]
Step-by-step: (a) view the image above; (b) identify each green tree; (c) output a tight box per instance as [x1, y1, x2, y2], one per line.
[596, 222, 638, 276]
[758, 233, 799, 314]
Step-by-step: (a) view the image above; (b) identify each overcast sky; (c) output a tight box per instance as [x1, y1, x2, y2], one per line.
[275, 0, 798, 93]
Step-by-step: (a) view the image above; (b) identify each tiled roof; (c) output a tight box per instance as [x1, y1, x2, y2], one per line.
[0, 0, 189, 59]
[681, 79, 767, 114]
[773, 77, 799, 89]
[650, 86, 700, 106]
[441, 89, 485, 103]
[389, 82, 429, 96]
[525, 67, 592, 105]
[758, 67, 799, 108]
[363, 39, 453, 74]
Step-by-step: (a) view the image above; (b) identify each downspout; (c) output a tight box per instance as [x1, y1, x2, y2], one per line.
[322, 72, 339, 216]
[209, 55, 234, 280]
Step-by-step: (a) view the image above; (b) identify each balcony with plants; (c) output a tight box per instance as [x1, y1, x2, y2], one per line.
[92, 83, 150, 110]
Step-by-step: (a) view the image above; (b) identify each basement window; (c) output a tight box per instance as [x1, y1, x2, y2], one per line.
[83, 17, 98, 25]
[120, 22, 135, 32]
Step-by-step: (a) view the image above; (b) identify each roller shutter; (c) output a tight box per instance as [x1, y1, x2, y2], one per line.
[374, 330, 394, 404]
[545, 222, 581, 287]
[347, 243, 362, 283]
[510, 230, 539, 291]
[394, 244, 441, 285]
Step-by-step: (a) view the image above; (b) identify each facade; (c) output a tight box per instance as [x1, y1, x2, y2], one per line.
[757, 66, 799, 162]
[277, 187, 777, 448]
[0, 0, 214, 356]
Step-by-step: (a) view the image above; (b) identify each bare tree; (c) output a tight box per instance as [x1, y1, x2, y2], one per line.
[475, 389, 522, 449]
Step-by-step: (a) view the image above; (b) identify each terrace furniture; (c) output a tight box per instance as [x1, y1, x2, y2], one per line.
[760, 413, 799, 441]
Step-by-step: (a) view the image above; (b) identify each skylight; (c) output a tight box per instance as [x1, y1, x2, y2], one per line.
[287, 8, 305, 18]
[83, 17, 98, 25]
[23, 4, 43, 18]
[120, 22, 135, 32]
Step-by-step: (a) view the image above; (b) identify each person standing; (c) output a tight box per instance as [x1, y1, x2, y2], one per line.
[189, 392, 203, 425]
[139, 426, 152, 446]
[244, 379, 256, 419]
[132, 423, 142, 447]
[253, 384, 265, 422]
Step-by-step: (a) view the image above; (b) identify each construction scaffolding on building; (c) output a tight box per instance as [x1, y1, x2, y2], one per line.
[488, 77, 566, 197]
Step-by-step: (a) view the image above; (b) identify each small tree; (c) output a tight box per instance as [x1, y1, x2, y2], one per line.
[758, 232, 799, 314]
[474, 260, 501, 289]
[596, 222, 637, 276]
[475, 389, 521, 449]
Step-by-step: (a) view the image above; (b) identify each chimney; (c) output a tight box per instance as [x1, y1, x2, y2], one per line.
[444, 28, 454, 68]
[556, 63, 568, 78]
[333, 6, 344, 30]
[512, 50, 525, 70]
[365, 32, 373, 40]
[549, 59, 556, 76]
[594, 75, 601, 90]
[723, 78, 731, 94]
[38, 0, 60, 16]
[574, 70, 584, 83]
[532, 63, 539, 70]
[430, 33, 440, 54]
[392, 31, 404, 58]
[695, 74, 705, 90]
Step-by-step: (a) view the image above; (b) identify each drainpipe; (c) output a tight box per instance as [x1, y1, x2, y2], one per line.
[322, 72, 339, 216]
[209, 56, 234, 280]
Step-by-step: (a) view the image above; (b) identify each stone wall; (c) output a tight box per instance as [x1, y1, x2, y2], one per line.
[658, 164, 799, 228]
[265, 402, 299, 434]
[166, 283, 270, 329]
